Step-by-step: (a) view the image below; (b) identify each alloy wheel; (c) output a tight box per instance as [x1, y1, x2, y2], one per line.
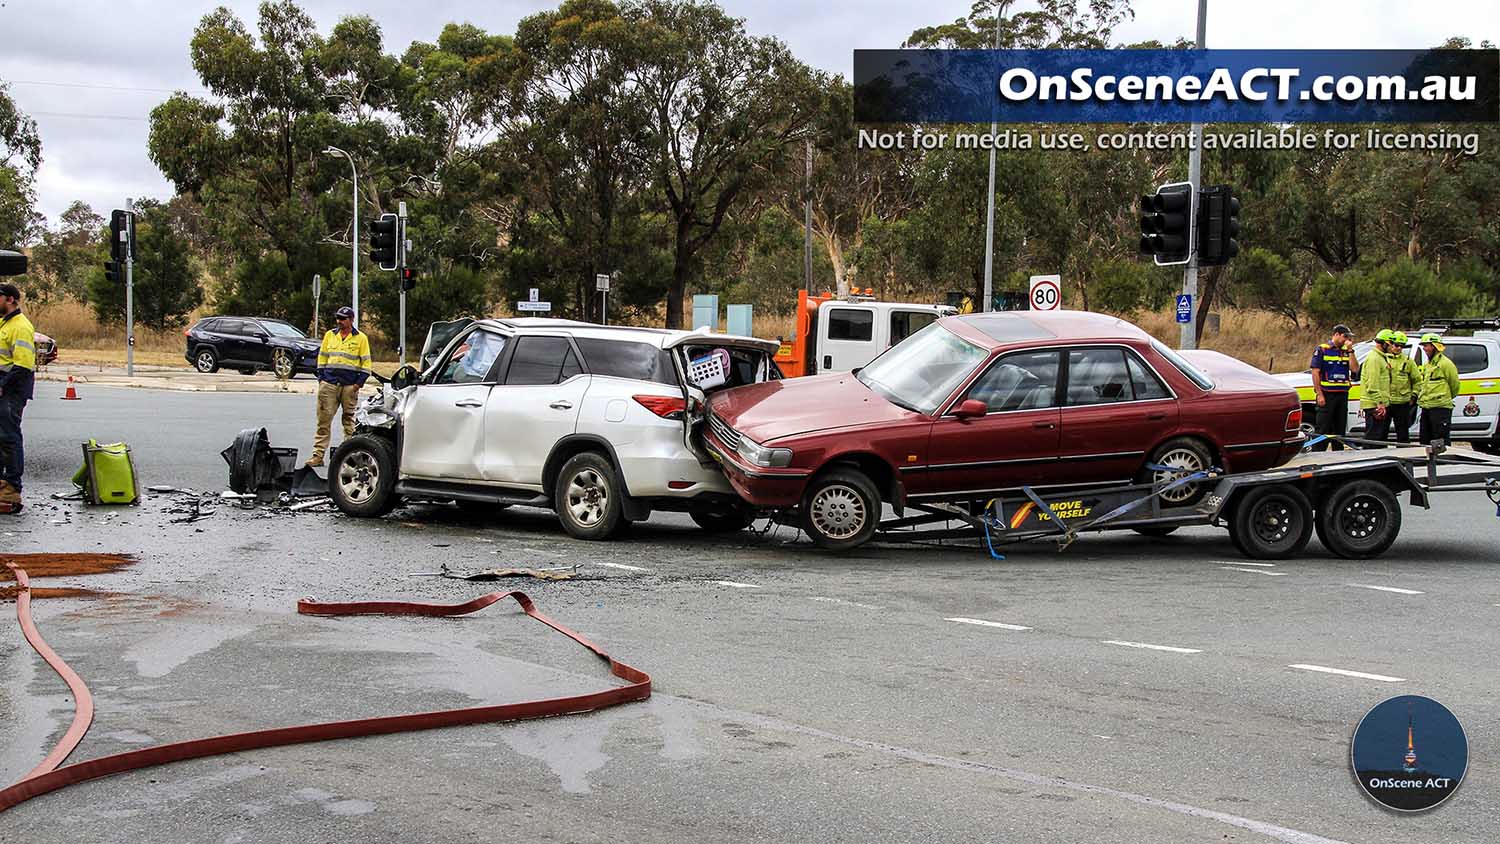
[337, 450, 380, 505]
[809, 484, 867, 541]
[273, 349, 294, 380]
[196, 351, 215, 372]
[565, 468, 609, 527]
[1153, 448, 1206, 504]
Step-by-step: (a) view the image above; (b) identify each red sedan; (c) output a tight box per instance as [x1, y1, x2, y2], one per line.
[704, 311, 1304, 549]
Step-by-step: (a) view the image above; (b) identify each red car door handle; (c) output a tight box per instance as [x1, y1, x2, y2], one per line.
[1147, 412, 1167, 421]
[1032, 421, 1055, 429]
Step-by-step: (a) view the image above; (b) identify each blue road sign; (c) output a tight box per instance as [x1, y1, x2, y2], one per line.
[1175, 294, 1193, 324]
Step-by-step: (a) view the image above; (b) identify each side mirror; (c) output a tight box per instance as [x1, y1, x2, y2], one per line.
[953, 398, 988, 419]
[389, 365, 419, 392]
[253, 331, 269, 340]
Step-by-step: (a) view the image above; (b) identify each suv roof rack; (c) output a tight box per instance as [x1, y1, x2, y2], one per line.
[1416, 317, 1500, 333]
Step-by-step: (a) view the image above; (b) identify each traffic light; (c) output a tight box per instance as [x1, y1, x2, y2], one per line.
[1197, 185, 1241, 267]
[400, 266, 416, 291]
[1138, 183, 1193, 266]
[103, 261, 120, 283]
[369, 212, 398, 270]
[109, 209, 135, 263]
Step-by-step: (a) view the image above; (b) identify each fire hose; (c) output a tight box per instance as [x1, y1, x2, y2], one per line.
[0, 562, 651, 814]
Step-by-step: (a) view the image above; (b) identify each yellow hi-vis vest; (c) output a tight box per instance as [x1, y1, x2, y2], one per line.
[0, 310, 37, 374]
[317, 328, 372, 385]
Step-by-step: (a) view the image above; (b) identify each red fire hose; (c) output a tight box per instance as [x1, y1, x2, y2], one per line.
[0, 563, 651, 814]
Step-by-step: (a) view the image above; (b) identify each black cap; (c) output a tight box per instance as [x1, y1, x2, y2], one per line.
[0, 283, 19, 300]
[1332, 324, 1351, 336]
[335, 306, 354, 320]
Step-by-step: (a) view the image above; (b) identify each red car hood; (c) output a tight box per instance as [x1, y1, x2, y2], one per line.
[708, 374, 918, 443]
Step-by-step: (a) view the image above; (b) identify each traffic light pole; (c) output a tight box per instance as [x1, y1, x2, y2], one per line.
[397, 201, 407, 368]
[125, 198, 134, 376]
[981, 2, 1008, 313]
[1179, 0, 1207, 351]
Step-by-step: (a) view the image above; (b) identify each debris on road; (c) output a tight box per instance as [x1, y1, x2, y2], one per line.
[407, 563, 579, 581]
[287, 497, 333, 512]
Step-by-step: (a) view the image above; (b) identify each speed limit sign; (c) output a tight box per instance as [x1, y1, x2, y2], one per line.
[1029, 274, 1061, 311]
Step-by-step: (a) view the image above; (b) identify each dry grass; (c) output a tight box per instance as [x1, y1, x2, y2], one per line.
[29, 300, 194, 354]
[1132, 307, 1321, 374]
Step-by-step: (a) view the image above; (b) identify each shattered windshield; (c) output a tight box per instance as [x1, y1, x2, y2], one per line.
[856, 323, 986, 415]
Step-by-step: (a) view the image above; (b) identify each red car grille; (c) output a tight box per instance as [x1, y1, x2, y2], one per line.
[708, 413, 741, 452]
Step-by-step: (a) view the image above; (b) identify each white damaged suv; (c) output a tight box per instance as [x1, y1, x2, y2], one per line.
[328, 318, 779, 539]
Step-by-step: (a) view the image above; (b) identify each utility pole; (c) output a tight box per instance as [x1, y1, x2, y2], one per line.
[981, 1, 1009, 313]
[397, 201, 408, 367]
[125, 198, 134, 376]
[803, 138, 813, 292]
[1180, 0, 1207, 350]
[311, 273, 321, 338]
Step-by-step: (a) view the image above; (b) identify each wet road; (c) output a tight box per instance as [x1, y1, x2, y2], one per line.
[3, 381, 1497, 843]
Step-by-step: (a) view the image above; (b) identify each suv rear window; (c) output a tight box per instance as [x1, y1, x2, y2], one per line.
[1442, 343, 1489, 375]
[506, 336, 577, 385]
[574, 338, 676, 386]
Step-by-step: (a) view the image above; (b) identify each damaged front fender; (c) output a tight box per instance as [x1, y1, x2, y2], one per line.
[355, 384, 411, 430]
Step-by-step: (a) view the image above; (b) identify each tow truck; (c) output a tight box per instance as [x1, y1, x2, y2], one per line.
[773, 290, 957, 377]
[864, 438, 1500, 560]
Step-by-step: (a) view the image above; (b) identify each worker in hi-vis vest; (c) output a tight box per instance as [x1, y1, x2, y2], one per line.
[308, 306, 372, 468]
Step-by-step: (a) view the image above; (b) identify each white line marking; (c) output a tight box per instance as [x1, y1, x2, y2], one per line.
[809, 596, 882, 610]
[712, 580, 761, 589]
[1288, 664, 1406, 682]
[1212, 560, 1275, 567]
[1103, 640, 1202, 654]
[1347, 583, 1424, 595]
[598, 562, 649, 572]
[1221, 566, 1290, 576]
[944, 617, 1031, 631]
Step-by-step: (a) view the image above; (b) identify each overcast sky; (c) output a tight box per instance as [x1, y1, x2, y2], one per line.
[0, 0, 1495, 225]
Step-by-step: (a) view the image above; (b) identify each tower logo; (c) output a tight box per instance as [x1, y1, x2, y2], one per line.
[1352, 695, 1466, 812]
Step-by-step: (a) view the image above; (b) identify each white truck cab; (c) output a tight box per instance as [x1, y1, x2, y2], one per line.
[775, 291, 958, 377]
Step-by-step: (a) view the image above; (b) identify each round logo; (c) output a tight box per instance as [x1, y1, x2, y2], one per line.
[1462, 399, 1480, 417]
[1351, 695, 1467, 812]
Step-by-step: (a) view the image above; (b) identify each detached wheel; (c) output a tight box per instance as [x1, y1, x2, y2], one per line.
[1315, 479, 1401, 559]
[272, 348, 296, 380]
[1131, 525, 1179, 537]
[801, 468, 880, 551]
[329, 434, 399, 517]
[1229, 484, 1313, 560]
[690, 501, 756, 533]
[554, 452, 623, 540]
[193, 347, 219, 373]
[1139, 437, 1214, 507]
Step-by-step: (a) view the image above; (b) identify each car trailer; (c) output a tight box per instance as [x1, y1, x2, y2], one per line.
[870, 441, 1500, 560]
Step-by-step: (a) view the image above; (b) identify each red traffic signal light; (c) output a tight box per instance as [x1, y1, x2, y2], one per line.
[400, 266, 416, 291]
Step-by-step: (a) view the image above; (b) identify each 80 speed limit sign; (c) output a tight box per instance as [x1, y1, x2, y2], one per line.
[1029, 274, 1061, 311]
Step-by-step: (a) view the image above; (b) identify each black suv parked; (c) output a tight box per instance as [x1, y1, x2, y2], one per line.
[184, 316, 321, 378]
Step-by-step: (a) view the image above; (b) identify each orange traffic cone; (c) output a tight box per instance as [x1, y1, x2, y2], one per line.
[60, 376, 82, 400]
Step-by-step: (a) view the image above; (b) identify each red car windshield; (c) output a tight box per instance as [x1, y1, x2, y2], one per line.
[856, 323, 987, 415]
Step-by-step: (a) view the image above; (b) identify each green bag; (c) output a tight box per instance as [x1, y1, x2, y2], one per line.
[72, 440, 140, 505]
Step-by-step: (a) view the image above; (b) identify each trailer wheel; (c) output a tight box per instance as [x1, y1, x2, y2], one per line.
[801, 468, 880, 550]
[1228, 484, 1313, 560]
[1314, 479, 1401, 559]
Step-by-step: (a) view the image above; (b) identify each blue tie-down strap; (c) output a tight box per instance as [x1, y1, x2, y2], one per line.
[982, 498, 1006, 560]
[1300, 434, 1329, 451]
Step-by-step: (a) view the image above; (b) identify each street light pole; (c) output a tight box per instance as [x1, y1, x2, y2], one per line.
[1180, 0, 1207, 350]
[323, 146, 360, 327]
[981, 1, 1009, 313]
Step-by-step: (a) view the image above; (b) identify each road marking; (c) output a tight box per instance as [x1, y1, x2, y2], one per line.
[1221, 566, 1290, 576]
[598, 562, 649, 572]
[1213, 560, 1275, 567]
[712, 580, 761, 589]
[809, 596, 882, 610]
[1288, 664, 1405, 682]
[1347, 583, 1423, 595]
[1103, 640, 1202, 654]
[944, 617, 1031, 631]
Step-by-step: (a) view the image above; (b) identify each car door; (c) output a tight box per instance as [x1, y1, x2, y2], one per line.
[214, 319, 249, 364]
[1443, 342, 1498, 438]
[918, 349, 1063, 496]
[398, 326, 505, 481]
[241, 320, 275, 367]
[817, 305, 877, 373]
[481, 335, 589, 487]
[1057, 346, 1179, 483]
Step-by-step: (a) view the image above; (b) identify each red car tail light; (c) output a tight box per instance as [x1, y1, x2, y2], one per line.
[634, 395, 686, 419]
[1285, 408, 1302, 431]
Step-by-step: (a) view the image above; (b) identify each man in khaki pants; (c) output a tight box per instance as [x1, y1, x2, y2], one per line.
[307, 306, 371, 467]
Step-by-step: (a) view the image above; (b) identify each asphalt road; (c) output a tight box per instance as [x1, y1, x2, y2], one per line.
[2, 380, 1497, 843]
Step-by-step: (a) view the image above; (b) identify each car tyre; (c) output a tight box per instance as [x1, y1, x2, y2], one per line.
[801, 468, 880, 551]
[1228, 484, 1313, 560]
[1138, 437, 1215, 507]
[1314, 479, 1401, 559]
[329, 434, 399, 518]
[554, 452, 624, 540]
[272, 348, 296, 380]
[690, 501, 757, 533]
[193, 347, 219, 373]
[1131, 525, 1179, 537]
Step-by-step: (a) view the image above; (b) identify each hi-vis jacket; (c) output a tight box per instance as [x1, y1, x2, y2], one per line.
[1310, 343, 1355, 390]
[1359, 350, 1393, 410]
[1388, 353, 1420, 404]
[317, 327, 372, 387]
[0, 309, 37, 400]
[1417, 350, 1461, 410]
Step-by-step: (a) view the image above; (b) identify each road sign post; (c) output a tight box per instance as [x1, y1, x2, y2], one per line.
[596, 273, 611, 325]
[311, 273, 321, 337]
[1028, 274, 1061, 311]
[124, 200, 135, 376]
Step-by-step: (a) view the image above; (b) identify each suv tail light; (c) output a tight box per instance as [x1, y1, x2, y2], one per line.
[1285, 408, 1302, 431]
[634, 395, 687, 419]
